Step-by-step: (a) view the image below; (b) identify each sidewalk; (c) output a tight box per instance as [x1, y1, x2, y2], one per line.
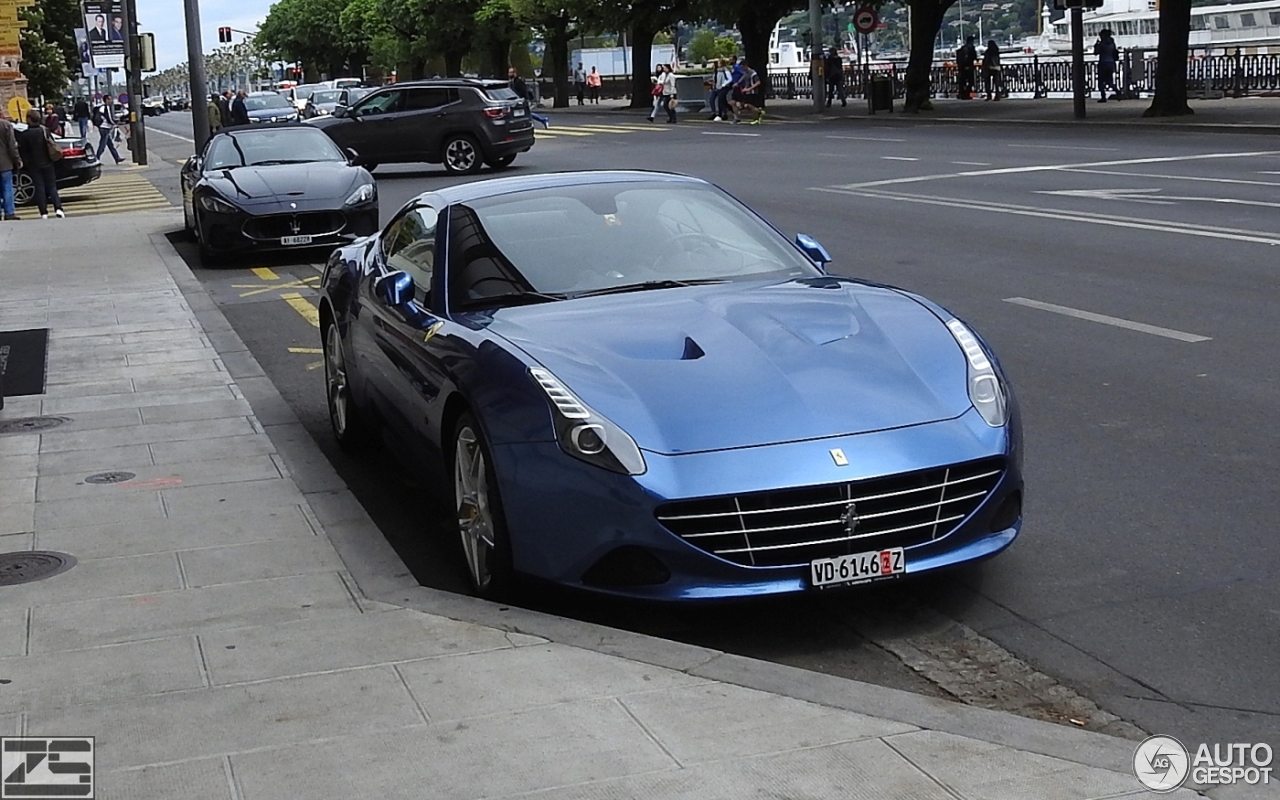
[0, 211, 1215, 800]
[546, 93, 1280, 133]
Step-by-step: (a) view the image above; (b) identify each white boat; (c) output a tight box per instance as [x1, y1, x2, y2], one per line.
[1036, 0, 1280, 55]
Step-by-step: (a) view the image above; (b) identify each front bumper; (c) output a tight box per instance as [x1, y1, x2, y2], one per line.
[490, 406, 1023, 600]
[199, 203, 380, 254]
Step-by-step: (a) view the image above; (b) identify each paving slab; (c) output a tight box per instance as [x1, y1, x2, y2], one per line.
[35, 507, 319, 560]
[178, 537, 345, 587]
[34, 443, 154, 476]
[159, 478, 304, 518]
[42, 386, 236, 415]
[32, 490, 166, 530]
[0, 607, 29, 658]
[0, 502, 35, 535]
[36, 455, 282, 502]
[37, 417, 256, 454]
[0, 552, 180, 607]
[98, 757, 234, 800]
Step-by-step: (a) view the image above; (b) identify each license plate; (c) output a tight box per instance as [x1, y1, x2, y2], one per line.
[280, 235, 312, 246]
[512, 108, 526, 116]
[810, 548, 905, 589]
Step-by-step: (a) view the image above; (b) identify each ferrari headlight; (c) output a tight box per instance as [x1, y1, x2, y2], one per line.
[529, 367, 646, 475]
[198, 195, 238, 214]
[344, 183, 376, 206]
[946, 319, 1008, 427]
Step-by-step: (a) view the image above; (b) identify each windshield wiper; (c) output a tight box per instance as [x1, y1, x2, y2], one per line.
[571, 278, 728, 299]
[462, 290, 568, 309]
[251, 159, 316, 166]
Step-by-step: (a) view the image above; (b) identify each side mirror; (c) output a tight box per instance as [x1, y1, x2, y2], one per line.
[375, 271, 415, 307]
[344, 147, 359, 165]
[332, 105, 348, 118]
[796, 233, 832, 267]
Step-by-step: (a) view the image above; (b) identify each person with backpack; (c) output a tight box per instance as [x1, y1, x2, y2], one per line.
[1094, 29, 1120, 102]
[824, 48, 846, 108]
[72, 97, 91, 141]
[16, 109, 65, 218]
[91, 101, 124, 164]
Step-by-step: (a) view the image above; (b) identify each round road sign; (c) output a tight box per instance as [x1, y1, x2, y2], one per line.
[6, 96, 32, 123]
[853, 6, 879, 34]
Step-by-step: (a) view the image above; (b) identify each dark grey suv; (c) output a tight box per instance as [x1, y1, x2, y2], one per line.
[308, 79, 534, 174]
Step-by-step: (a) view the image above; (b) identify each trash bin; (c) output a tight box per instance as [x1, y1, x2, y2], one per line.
[869, 75, 893, 113]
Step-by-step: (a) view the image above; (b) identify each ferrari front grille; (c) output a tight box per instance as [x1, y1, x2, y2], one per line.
[655, 458, 1004, 568]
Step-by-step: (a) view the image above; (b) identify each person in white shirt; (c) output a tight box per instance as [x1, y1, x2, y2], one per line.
[711, 57, 735, 121]
[659, 64, 678, 123]
[573, 62, 586, 106]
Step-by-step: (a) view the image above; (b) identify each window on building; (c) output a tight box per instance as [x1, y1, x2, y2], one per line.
[1191, 15, 1208, 30]
[1240, 12, 1257, 26]
[1270, 10, 1280, 24]
[1214, 15, 1230, 28]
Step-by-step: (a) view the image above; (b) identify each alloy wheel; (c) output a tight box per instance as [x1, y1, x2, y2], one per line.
[324, 324, 348, 438]
[13, 172, 34, 206]
[444, 138, 478, 173]
[454, 425, 494, 590]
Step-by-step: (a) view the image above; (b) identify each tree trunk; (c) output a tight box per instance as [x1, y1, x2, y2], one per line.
[738, 4, 775, 108]
[547, 23, 572, 108]
[630, 24, 657, 108]
[1145, 0, 1193, 116]
[444, 51, 465, 77]
[487, 38, 511, 78]
[904, 0, 953, 112]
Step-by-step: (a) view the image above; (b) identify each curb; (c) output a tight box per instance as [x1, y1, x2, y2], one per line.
[147, 222, 1162, 789]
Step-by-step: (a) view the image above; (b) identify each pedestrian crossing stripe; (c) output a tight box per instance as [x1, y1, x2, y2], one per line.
[534, 123, 672, 138]
[57, 172, 172, 217]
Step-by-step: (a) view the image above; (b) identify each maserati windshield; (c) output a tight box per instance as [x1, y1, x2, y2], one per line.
[206, 128, 346, 169]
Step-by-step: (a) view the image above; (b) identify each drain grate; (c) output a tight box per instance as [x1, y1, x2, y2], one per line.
[0, 551, 77, 586]
[85, 471, 137, 485]
[0, 416, 71, 436]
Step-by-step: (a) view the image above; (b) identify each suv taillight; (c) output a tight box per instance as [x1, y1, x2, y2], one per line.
[483, 107, 508, 119]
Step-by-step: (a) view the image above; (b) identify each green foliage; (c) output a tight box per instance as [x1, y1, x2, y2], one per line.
[654, 30, 673, 44]
[19, 0, 82, 99]
[686, 27, 737, 62]
[258, 0, 363, 76]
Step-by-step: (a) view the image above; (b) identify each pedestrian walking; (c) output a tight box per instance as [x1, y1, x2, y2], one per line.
[1094, 28, 1120, 102]
[231, 90, 250, 126]
[956, 36, 978, 99]
[218, 91, 233, 127]
[91, 101, 124, 164]
[824, 48, 846, 107]
[586, 66, 602, 104]
[658, 64, 678, 123]
[731, 59, 765, 124]
[573, 62, 586, 106]
[646, 67, 664, 121]
[15, 109, 64, 219]
[207, 93, 223, 133]
[72, 97, 91, 141]
[981, 40, 1002, 101]
[507, 67, 529, 104]
[0, 107, 21, 220]
[711, 57, 735, 120]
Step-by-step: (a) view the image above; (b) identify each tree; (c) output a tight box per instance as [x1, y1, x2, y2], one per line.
[903, 0, 956, 112]
[510, 0, 594, 107]
[418, 0, 481, 76]
[476, 0, 523, 78]
[686, 27, 737, 62]
[708, 0, 801, 110]
[258, 0, 365, 79]
[19, 0, 81, 99]
[1145, 0, 1192, 117]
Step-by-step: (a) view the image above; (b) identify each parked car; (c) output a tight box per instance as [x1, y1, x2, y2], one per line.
[317, 170, 1024, 600]
[10, 123, 102, 207]
[180, 124, 378, 265]
[244, 92, 300, 124]
[286, 83, 325, 115]
[141, 96, 167, 116]
[308, 78, 533, 174]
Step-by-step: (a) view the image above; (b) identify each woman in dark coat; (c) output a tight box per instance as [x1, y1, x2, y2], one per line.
[16, 109, 64, 219]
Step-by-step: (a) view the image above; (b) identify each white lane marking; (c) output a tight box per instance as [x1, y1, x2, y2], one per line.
[1008, 143, 1119, 152]
[1259, 171, 1280, 175]
[1004, 297, 1211, 342]
[832, 149, 1280, 189]
[701, 131, 760, 136]
[1063, 167, 1280, 188]
[881, 156, 919, 161]
[952, 161, 991, 166]
[826, 135, 907, 142]
[810, 186, 1280, 247]
[149, 127, 194, 143]
[1036, 187, 1175, 205]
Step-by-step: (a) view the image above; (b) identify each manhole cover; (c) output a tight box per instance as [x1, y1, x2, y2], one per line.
[0, 552, 77, 586]
[0, 416, 71, 436]
[85, 471, 136, 485]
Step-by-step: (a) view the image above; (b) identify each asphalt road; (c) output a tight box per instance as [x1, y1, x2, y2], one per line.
[140, 109, 1280, 747]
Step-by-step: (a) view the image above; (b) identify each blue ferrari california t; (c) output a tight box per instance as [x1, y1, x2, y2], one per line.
[318, 171, 1023, 600]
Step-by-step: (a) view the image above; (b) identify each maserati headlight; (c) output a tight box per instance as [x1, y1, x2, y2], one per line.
[946, 319, 1008, 427]
[198, 195, 238, 214]
[344, 183, 376, 206]
[529, 367, 646, 475]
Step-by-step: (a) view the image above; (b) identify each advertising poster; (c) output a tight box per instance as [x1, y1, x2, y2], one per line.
[82, 0, 123, 70]
[73, 27, 95, 76]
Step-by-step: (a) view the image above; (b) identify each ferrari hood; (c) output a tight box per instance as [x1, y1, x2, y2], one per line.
[207, 162, 359, 207]
[487, 280, 973, 455]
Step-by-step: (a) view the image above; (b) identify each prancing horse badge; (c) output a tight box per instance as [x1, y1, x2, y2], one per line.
[830, 448, 849, 466]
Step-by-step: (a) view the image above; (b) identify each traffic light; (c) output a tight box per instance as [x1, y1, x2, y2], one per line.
[218, 26, 231, 43]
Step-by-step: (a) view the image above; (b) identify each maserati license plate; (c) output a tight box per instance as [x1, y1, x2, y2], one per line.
[280, 235, 313, 246]
[810, 548, 905, 589]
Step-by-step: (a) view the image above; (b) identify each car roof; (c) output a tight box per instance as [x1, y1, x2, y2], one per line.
[418, 170, 707, 207]
[374, 78, 509, 90]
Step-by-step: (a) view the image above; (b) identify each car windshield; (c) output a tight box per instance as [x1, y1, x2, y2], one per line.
[312, 90, 341, 105]
[245, 95, 292, 110]
[447, 181, 821, 309]
[294, 85, 320, 100]
[205, 128, 346, 169]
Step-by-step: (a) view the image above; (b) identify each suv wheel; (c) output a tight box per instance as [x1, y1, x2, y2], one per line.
[442, 134, 483, 175]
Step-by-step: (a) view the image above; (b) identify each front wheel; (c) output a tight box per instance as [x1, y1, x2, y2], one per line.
[451, 412, 515, 598]
[442, 135, 483, 175]
[13, 172, 34, 207]
[486, 154, 515, 170]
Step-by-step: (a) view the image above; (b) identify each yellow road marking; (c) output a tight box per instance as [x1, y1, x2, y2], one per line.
[288, 347, 323, 354]
[281, 292, 320, 328]
[252, 267, 280, 281]
[306, 360, 324, 370]
[535, 128, 592, 137]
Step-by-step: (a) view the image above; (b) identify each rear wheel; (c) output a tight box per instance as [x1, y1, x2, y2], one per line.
[486, 154, 516, 170]
[442, 135, 483, 175]
[451, 412, 515, 598]
[323, 321, 374, 452]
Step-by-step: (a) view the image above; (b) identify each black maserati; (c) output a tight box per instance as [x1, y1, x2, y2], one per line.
[181, 124, 379, 266]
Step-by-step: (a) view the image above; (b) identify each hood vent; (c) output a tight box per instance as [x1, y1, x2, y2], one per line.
[681, 337, 704, 361]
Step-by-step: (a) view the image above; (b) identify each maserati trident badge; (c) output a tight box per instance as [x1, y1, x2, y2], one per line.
[830, 448, 849, 467]
[840, 502, 859, 536]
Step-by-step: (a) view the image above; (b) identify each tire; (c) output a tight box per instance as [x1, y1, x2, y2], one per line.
[442, 134, 483, 175]
[451, 412, 515, 598]
[13, 171, 34, 207]
[193, 210, 226, 267]
[486, 154, 516, 170]
[323, 321, 374, 453]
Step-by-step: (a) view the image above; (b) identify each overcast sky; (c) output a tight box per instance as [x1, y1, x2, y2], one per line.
[139, 0, 269, 72]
